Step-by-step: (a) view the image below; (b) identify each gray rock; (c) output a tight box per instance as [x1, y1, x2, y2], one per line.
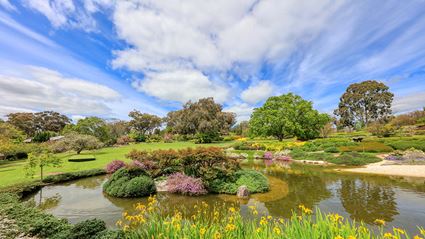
[236, 185, 250, 198]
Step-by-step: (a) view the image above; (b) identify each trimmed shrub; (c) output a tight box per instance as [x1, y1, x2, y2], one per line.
[32, 131, 54, 143]
[324, 146, 340, 153]
[68, 155, 96, 162]
[103, 167, 156, 198]
[328, 152, 381, 166]
[42, 169, 106, 184]
[116, 135, 134, 145]
[339, 142, 393, 153]
[209, 170, 269, 194]
[166, 173, 207, 196]
[106, 160, 126, 173]
[69, 218, 106, 239]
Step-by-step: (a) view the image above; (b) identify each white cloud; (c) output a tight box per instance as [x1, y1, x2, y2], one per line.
[224, 103, 254, 122]
[393, 91, 425, 114]
[0, 0, 16, 11]
[0, 65, 121, 117]
[241, 81, 274, 104]
[132, 69, 230, 104]
[111, 0, 342, 102]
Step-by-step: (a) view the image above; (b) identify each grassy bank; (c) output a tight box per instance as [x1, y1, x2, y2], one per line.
[0, 141, 234, 188]
[118, 196, 424, 239]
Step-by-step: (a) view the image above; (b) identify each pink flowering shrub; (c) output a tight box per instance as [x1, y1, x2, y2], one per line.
[263, 151, 273, 160]
[166, 173, 207, 196]
[106, 160, 126, 173]
[132, 160, 158, 171]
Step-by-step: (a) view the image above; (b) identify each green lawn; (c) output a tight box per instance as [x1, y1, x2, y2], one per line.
[0, 141, 234, 188]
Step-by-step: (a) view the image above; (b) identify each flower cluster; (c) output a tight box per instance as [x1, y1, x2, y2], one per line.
[105, 160, 126, 173]
[166, 173, 207, 196]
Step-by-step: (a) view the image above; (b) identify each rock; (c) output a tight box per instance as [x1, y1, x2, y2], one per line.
[237, 185, 250, 198]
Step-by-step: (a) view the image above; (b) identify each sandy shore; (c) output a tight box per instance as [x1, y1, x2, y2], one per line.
[340, 160, 425, 178]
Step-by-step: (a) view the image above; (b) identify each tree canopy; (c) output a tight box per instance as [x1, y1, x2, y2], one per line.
[249, 93, 330, 140]
[165, 98, 236, 142]
[334, 80, 393, 128]
[7, 111, 70, 136]
[128, 111, 162, 136]
[67, 117, 111, 143]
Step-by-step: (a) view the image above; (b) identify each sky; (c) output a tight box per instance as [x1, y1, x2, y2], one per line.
[1, 0, 425, 122]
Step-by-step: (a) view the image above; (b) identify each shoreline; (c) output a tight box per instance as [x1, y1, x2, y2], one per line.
[338, 160, 425, 178]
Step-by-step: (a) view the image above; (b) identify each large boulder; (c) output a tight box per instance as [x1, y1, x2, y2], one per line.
[237, 185, 250, 198]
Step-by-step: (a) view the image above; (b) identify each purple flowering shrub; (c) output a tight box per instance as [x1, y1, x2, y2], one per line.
[132, 160, 158, 170]
[263, 151, 273, 160]
[106, 160, 126, 173]
[166, 173, 207, 196]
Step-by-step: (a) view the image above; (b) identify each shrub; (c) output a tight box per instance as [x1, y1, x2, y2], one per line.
[68, 155, 96, 162]
[209, 169, 269, 194]
[166, 173, 207, 196]
[367, 122, 396, 137]
[339, 142, 393, 153]
[32, 131, 54, 143]
[103, 167, 156, 198]
[106, 160, 126, 173]
[195, 132, 220, 144]
[328, 152, 381, 166]
[42, 169, 106, 184]
[163, 133, 173, 143]
[69, 218, 106, 239]
[116, 135, 134, 145]
[324, 146, 340, 153]
[263, 151, 273, 160]
[384, 140, 425, 151]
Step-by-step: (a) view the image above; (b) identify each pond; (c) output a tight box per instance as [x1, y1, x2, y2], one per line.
[24, 164, 425, 235]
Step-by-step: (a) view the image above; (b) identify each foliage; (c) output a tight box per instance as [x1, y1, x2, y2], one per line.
[367, 122, 396, 137]
[339, 142, 393, 153]
[7, 111, 70, 136]
[68, 154, 96, 162]
[42, 169, 106, 184]
[385, 149, 425, 164]
[165, 97, 236, 140]
[328, 152, 381, 166]
[0, 192, 71, 238]
[231, 121, 250, 136]
[382, 138, 425, 151]
[290, 150, 335, 162]
[128, 110, 162, 136]
[324, 146, 340, 153]
[33, 131, 55, 142]
[209, 169, 269, 194]
[129, 131, 147, 142]
[118, 196, 419, 239]
[334, 80, 393, 128]
[390, 109, 425, 127]
[107, 120, 130, 144]
[0, 139, 42, 160]
[0, 122, 25, 143]
[105, 160, 127, 173]
[166, 173, 207, 196]
[116, 135, 134, 145]
[69, 117, 111, 143]
[127, 147, 240, 182]
[103, 167, 156, 198]
[249, 93, 331, 141]
[25, 151, 62, 180]
[195, 132, 220, 143]
[69, 218, 107, 239]
[56, 133, 103, 154]
[163, 133, 174, 143]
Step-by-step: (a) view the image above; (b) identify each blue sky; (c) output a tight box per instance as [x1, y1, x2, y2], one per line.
[1, 0, 425, 122]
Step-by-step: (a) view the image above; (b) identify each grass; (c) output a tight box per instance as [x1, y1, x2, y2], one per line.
[0, 141, 234, 188]
[118, 196, 424, 239]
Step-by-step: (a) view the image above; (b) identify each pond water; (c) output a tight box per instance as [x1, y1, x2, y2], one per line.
[24, 164, 425, 235]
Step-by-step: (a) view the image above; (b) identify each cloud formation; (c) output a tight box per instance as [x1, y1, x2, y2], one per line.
[241, 81, 274, 104]
[0, 65, 121, 117]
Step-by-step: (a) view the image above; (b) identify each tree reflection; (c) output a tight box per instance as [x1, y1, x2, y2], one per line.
[339, 179, 398, 223]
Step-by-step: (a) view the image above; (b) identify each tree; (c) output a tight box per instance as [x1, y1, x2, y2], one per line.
[72, 117, 111, 143]
[232, 121, 250, 136]
[108, 120, 130, 141]
[165, 98, 236, 142]
[61, 133, 103, 154]
[334, 80, 393, 128]
[0, 122, 25, 143]
[249, 93, 330, 141]
[25, 151, 61, 181]
[128, 111, 162, 136]
[7, 111, 70, 136]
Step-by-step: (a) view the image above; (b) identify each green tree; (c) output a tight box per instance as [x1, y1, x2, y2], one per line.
[7, 112, 36, 136]
[25, 151, 62, 181]
[165, 98, 236, 142]
[334, 80, 394, 128]
[128, 111, 162, 136]
[0, 122, 25, 143]
[61, 133, 103, 154]
[72, 117, 111, 143]
[7, 111, 70, 136]
[249, 93, 330, 141]
[232, 121, 250, 136]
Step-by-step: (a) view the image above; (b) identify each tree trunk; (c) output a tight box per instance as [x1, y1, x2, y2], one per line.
[40, 165, 43, 181]
[77, 149, 82, 154]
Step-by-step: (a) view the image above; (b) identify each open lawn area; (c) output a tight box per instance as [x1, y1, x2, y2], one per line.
[0, 141, 234, 188]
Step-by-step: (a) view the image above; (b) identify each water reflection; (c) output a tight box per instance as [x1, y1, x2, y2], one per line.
[24, 165, 425, 235]
[339, 179, 398, 223]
